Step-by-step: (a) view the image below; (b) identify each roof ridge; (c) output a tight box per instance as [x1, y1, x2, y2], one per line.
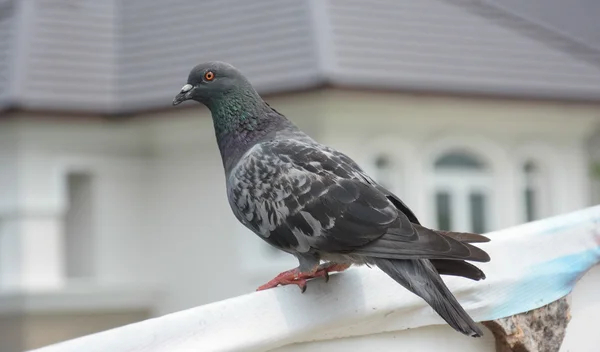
[443, 0, 600, 69]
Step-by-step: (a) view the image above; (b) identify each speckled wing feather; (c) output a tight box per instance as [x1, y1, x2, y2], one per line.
[227, 138, 489, 264]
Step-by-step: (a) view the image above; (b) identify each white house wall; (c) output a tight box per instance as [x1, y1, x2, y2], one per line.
[145, 90, 600, 315]
[0, 121, 21, 289]
[0, 117, 155, 292]
[0, 121, 19, 216]
[318, 90, 598, 229]
[1, 90, 598, 319]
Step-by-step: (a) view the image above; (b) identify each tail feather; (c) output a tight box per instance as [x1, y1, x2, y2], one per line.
[357, 225, 490, 263]
[429, 228, 489, 280]
[372, 257, 483, 337]
[437, 230, 490, 244]
[430, 259, 486, 281]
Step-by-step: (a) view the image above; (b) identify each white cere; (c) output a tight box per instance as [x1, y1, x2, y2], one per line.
[181, 84, 193, 93]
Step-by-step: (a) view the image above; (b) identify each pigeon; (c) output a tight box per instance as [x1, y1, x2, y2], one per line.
[172, 61, 491, 337]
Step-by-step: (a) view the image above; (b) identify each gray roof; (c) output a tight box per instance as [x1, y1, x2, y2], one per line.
[2, 0, 600, 114]
[488, 0, 600, 51]
[0, 0, 16, 108]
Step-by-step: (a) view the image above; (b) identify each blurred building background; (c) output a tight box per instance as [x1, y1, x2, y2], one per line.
[0, 0, 599, 350]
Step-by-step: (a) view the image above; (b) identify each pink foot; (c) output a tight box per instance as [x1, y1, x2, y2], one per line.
[256, 263, 351, 293]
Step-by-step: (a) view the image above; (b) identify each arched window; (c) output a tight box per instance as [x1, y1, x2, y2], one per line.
[433, 150, 491, 233]
[435, 152, 486, 170]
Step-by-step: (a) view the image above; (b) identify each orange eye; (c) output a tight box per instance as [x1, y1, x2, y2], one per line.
[204, 71, 215, 81]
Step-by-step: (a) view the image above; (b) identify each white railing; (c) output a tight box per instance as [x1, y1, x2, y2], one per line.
[31, 206, 600, 352]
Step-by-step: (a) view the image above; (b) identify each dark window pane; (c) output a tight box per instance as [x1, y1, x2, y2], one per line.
[523, 161, 538, 174]
[523, 161, 538, 222]
[374, 154, 393, 190]
[65, 172, 95, 279]
[434, 152, 485, 170]
[436, 192, 452, 231]
[375, 155, 391, 169]
[470, 192, 486, 233]
[525, 188, 536, 222]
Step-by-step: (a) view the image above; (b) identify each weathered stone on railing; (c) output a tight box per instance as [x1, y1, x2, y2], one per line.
[29, 206, 600, 352]
[483, 294, 571, 352]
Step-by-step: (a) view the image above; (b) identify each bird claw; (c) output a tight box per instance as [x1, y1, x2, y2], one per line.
[298, 280, 307, 293]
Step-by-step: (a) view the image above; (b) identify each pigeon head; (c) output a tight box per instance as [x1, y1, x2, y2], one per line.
[172, 61, 293, 167]
[172, 61, 258, 108]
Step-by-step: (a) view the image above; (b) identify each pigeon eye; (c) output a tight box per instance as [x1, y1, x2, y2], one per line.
[204, 71, 215, 81]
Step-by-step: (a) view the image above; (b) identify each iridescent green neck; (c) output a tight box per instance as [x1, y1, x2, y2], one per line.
[206, 90, 290, 173]
[208, 92, 271, 138]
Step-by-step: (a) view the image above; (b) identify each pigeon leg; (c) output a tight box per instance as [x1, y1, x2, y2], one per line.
[256, 263, 351, 292]
[256, 267, 322, 292]
[315, 262, 352, 283]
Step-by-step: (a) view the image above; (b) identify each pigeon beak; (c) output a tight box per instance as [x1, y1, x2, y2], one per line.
[172, 84, 194, 106]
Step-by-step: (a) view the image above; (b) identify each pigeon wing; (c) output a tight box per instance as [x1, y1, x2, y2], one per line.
[228, 139, 487, 262]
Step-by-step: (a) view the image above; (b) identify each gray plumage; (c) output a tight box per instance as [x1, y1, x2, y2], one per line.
[173, 61, 490, 337]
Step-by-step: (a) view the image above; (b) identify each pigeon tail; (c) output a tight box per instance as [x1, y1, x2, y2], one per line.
[429, 228, 490, 281]
[371, 257, 484, 337]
